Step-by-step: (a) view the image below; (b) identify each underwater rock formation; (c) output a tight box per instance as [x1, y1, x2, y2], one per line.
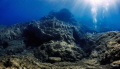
[0, 16, 84, 62]
[34, 41, 84, 62]
[0, 9, 120, 69]
[41, 8, 78, 26]
[89, 31, 120, 68]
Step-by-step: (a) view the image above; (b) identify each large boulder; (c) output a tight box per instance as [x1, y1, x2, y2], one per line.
[34, 40, 84, 62]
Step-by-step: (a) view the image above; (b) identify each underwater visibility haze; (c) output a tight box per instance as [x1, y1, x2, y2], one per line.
[1, 0, 120, 69]
[0, 0, 120, 32]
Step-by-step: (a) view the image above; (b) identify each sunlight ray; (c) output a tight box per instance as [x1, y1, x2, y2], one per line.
[83, 0, 119, 30]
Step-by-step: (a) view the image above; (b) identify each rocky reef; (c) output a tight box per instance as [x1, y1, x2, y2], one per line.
[0, 9, 120, 69]
[90, 31, 120, 68]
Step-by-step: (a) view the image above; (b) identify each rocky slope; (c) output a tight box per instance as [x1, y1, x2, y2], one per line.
[90, 31, 120, 68]
[0, 9, 120, 69]
[0, 17, 84, 61]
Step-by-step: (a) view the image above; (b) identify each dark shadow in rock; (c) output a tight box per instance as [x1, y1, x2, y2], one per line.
[2, 42, 9, 48]
[23, 24, 44, 47]
[73, 29, 81, 44]
[117, 39, 120, 44]
[23, 24, 55, 47]
[4, 59, 12, 67]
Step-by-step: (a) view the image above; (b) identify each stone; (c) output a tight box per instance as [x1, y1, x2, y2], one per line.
[110, 60, 120, 68]
[48, 57, 61, 63]
[34, 41, 84, 62]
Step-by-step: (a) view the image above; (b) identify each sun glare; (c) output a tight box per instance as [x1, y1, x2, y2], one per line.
[87, 0, 116, 6]
[90, 0, 103, 5]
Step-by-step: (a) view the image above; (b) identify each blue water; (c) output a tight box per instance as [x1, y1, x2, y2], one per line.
[0, 0, 120, 32]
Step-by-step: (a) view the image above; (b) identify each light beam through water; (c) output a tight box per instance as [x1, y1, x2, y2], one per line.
[84, 0, 118, 31]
